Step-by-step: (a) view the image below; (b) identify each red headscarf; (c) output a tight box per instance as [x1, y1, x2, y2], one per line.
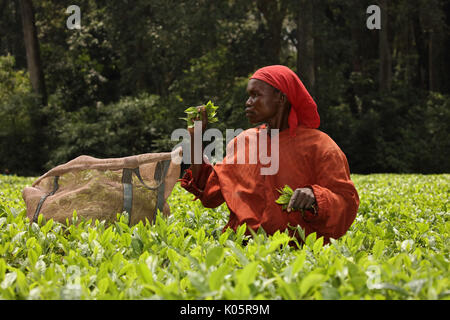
[250, 65, 320, 136]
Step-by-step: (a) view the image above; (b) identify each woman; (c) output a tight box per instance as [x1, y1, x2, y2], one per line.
[179, 65, 359, 244]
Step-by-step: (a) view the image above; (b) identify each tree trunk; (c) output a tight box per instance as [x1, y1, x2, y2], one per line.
[429, 33, 434, 92]
[256, 0, 287, 65]
[411, 8, 428, 90]
[379, 0, 392, 93]
[297, 0, 315, 96]
[19, 0, 47, 105]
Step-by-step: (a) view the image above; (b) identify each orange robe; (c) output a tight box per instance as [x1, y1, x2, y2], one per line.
[180, 124, 359, 243]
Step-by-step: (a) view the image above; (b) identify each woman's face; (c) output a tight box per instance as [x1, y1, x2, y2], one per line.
[245, 79, 283, 125]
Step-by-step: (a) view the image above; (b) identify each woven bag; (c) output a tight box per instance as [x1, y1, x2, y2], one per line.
[22, 149, 181, 226]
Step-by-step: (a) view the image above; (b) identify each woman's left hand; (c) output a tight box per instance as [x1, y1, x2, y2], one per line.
[287, 187, 316, 213]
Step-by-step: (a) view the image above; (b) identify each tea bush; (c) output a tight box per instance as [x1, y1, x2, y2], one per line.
[0, 174, 448, 299]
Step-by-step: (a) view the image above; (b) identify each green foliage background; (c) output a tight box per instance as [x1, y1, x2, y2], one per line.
[0, 174, 448, 300]
[0, 0, 449, 175]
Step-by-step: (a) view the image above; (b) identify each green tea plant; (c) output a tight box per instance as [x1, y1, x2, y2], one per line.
[0, 174, 448, 299]
[180, 100, 219, 128]
[275, 185, 294, 211]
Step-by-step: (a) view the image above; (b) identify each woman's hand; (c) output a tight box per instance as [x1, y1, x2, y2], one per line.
[187, 105, 208, 134]
[287, 187, 316, 213]
[188, 105, 208, 176]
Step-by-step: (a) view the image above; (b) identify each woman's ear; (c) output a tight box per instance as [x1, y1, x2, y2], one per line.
[280, 93, 289, 107]
[276, 91, 284, 102]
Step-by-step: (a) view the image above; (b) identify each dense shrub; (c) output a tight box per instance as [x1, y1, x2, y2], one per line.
[1, 51, 448, 176]
[323, 90, 450, 174]
[0, 55, 45, 176]
[44, 93, 168, 169]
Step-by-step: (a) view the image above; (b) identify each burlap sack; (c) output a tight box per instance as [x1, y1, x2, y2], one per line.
[22, 148, 182, 226]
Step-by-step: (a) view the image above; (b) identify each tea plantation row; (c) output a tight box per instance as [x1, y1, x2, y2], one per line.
[0, 174, 448, 299]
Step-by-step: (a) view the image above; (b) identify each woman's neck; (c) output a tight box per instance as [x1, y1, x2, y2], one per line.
[267, 110, 290, 132]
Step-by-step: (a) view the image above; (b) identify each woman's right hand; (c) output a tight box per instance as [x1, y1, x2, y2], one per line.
[187, 105, 208, 134]
[188, 105, 208, 174]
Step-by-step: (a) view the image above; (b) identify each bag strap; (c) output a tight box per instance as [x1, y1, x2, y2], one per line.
[32, 176, 59, 223]
[121, 159, 171, 225]
[122, 169, 133, 221]
[153, 159, 171, 223]
[132, 168, 161, 191]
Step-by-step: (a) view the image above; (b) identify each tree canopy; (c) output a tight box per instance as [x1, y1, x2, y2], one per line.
[1, 0, 449, 175]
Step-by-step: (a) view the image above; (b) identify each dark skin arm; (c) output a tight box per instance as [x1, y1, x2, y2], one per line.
[188, 106, 208, 179]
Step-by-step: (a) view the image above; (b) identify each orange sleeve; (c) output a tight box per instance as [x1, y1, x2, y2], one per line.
[179, 163, 225, 209]
[303, 147, 360, 240]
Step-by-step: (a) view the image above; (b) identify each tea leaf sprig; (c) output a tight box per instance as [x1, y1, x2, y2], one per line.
[180, 100, 219, 128]
[275, 185, 294, 211]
